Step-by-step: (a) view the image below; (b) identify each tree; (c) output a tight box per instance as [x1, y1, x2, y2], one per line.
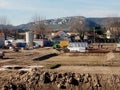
[110, 20, 120, 42]
[0, 16, 18, 40]
[105, 17, 120, 42]
[0, 16, 11, 39]
[31, 15, 47, 39]
[69, 17, 86, 41]
[94, 26, 105, 35]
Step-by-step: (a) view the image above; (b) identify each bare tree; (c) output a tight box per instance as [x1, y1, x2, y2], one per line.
[69, 17, 86, 41]
[0, 16, 10, 25]
[0, 16, 18, 40]
[0, 16, 11, 39]
[110, 19, 120, 42]
[31, 15, 47, 39]
[105, 17, 120, 42]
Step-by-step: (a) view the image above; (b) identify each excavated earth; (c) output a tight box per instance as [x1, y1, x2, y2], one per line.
[0, 47, 120, 90]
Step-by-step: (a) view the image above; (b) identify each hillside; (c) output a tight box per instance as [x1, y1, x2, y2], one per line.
[15, 16, 120, 31]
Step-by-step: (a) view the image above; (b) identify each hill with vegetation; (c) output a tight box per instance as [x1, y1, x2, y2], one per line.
[16, 16, 120, 31]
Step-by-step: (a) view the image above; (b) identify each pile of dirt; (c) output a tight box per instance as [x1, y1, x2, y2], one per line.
[1, 69, 120, 90]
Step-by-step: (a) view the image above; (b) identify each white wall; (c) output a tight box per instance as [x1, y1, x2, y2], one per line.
[26, 31, 33, 43]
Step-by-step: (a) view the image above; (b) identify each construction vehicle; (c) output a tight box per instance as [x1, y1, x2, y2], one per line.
[53, 40, 69, 52]
[53, 40, 69, 48]
[59, 40, 69, 48]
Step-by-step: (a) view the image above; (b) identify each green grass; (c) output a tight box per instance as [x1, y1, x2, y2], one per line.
[46, 64, 61, 69]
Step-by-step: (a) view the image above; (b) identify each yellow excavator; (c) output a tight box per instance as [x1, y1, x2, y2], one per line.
[53, 40, 69, 52]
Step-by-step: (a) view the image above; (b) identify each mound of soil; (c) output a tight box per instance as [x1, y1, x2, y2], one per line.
[1, 69, 120, 90]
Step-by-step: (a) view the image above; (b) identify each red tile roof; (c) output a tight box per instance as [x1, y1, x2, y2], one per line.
[0, 33, 4, 38]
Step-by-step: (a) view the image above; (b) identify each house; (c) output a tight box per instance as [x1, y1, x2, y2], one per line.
[33, 29, 52, 40]
[105, 30, 111, 39]
[67, 32, 78, 36]
[52, 30, 69, 42]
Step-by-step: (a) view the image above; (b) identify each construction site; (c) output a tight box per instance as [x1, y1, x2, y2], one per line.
[0, 30, 120, 90]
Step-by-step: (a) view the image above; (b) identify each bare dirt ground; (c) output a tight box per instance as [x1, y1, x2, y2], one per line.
[0, 47, 120, 89]
[0, 47, 120, 73]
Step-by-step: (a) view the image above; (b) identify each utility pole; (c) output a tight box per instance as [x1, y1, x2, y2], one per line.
[94, 27, 95, 43]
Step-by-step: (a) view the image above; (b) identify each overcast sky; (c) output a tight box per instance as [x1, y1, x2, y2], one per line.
[0, 0, 120, 25]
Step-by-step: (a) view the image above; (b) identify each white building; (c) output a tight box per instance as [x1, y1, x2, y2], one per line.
[106, 30, 111, 39]
[26, 31, 34, 47]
